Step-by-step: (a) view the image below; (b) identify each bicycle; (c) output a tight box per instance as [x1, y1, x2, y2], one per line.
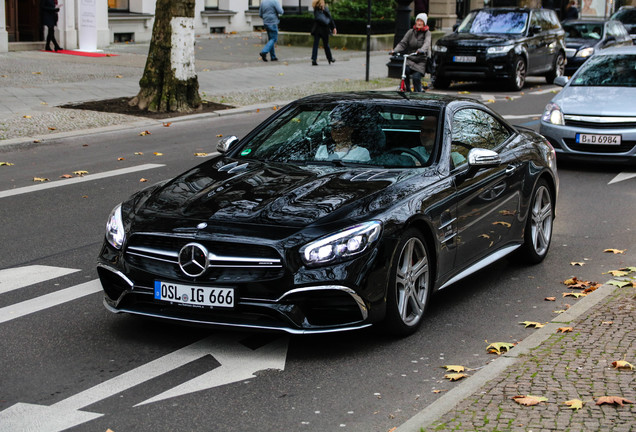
[392, 52, 427, 92]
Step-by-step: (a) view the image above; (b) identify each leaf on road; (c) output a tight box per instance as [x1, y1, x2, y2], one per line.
[604, 269, 629, 277]
[553, 309, 568, 314]
[492, 221, 511, 228]
[163, 122, 172, 127]
[457, 91, 470, 94]
[194, 152, 209, 157]
[545, 297, 556, 301]
[117, 157, 125, 161]
[33, 177, 49, 182]
[73, 170, 89, 176]
[153, 152, 163, 156]
[499, 210, 516, 216]
[564, 399, 584, 411]
[604, 249, 626, 254]
[487, 342, 515, 355]
[602, 321, 614, 325]
[563, 292, 586, 298]
[139, 178, 148, 182]
[59, 174, 73, 179]
[612, 360, 634, 370]
[557, 327, 573, 333]
[608, 280, 631, 288]
[479, 234, 490, 239]
[23, 115, 32, 119]
[0, 162, 15, 166]
[444, 373, 468, 381]
[47, 126, 57, 131]
[570, 262, 585, 266]
[115, 75, 123, 78]
[134, 152, 144, 155]
[512, 395, 548, 406]
[486, 99, 495, 103]
[432, 389, 447, 394]
[595, 396, 634, 406]
[520, 321, 545, 328]
[139, 130, 151, 136]
[442, 365, 465, 373]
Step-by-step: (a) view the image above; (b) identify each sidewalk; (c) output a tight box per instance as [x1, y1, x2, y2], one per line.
[1, 32, 634, 432]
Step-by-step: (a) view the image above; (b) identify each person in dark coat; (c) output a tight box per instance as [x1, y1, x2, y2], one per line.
[563, 0, 580, 20]
[311, 0, 337, 66]
[391, 13, 431, 92]
[41, 0, 62, 51]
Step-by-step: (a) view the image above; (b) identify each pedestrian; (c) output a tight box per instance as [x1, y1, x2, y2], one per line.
[41, 0, 62, 52]
[563, 0, 580, 20]
[311, 0, 337, 66]
[259, 0, 284, 62]
[390, 13, 431, 92]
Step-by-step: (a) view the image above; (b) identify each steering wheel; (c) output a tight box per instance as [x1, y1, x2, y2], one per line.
[387, 147, 427, 166]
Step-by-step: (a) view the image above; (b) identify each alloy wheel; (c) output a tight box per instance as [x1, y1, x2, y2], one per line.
[530, 185, 553, 257]
[395, 237, 429, 327]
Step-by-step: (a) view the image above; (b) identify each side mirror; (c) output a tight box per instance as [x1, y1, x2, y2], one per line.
[530, 25, 542, 35]
[217, 135, 239, 154]
[554, 76, 569, 87]
[468, 148, 501, 168]
[452, 24, 459, 32]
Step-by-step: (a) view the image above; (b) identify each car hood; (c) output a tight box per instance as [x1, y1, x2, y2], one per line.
[565, 38, 596, 49]
[439, 32, 519, 46]
[555, 86, 636, 116]
[134, 157, 430, 230]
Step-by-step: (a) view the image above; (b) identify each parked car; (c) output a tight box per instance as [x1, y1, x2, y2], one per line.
[562, 19, 632, 75]
[432, 7, 566, 91]
[540, 46, 636, 165]
[98, 92, 558, 336]
[610, 6, 636, 42]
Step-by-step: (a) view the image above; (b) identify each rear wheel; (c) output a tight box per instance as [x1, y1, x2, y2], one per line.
[383, 229, 432, 336]
[545, 52, 565, 84]
[518, 180, 554, 264]
[509, 57, 526, 91]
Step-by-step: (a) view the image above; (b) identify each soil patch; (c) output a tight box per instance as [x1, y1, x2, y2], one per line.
[59, 97, 234, 119]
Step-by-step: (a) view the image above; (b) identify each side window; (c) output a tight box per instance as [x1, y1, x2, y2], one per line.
[530, 12, 541, 32]
[451, 109, 511, 168]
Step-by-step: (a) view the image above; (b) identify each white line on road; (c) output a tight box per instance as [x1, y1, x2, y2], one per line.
[608, 172, 636, 185]
[0, 265, 80, 295]
[0, 164, 165, 199]
[0, 279, 102, 324]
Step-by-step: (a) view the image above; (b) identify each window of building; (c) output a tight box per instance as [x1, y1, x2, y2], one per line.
[205, 0, 219, 9]
[108, 0, 129, 11]
[249, 0, 261, 9]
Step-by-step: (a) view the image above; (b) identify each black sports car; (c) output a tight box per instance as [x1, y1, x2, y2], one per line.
[98, 92, 558, 336]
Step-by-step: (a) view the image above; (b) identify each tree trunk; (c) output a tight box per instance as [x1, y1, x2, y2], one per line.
[130, 0, 202, 113]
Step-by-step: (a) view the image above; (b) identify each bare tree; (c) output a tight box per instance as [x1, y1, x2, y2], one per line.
[130, 0, 202, 113]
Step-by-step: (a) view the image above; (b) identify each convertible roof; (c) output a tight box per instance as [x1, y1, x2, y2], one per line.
[292, 91, 475, 109]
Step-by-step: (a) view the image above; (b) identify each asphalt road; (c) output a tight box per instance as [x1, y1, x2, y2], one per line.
[1, 84, 635, 432]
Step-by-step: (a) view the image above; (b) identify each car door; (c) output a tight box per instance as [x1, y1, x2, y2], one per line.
[449, 107, 523, 270]
[526, 10, 547, 73]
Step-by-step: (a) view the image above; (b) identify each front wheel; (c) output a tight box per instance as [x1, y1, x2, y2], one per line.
[545, 52, 565, 84]
[509, 57, 526, 91]
[383, 229, 432, 336]
[518, 180, 554, 264]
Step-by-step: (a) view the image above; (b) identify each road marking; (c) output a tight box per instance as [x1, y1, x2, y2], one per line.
[0, 333, 288, 432]
[608, 172, 636, 185]
[0, 279, 102, 324]
[528, 87, 560, 95]
[0, 164, 165, 199]
[0, 265, 80, 295]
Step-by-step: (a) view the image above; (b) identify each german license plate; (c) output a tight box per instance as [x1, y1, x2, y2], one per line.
[154, 281, 234, 308]
[453, 56, 476, 63]
[575, 133, 621, 145]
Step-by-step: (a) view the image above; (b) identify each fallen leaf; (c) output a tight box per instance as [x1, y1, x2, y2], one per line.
[0, 162, 15, 166]
[604, 249, 626, 254]
[499, 210, 516, 216]
[457, 91, 470, 94]
[487, 342, 515, 355]
[492, 221, 511, 228]
[32, 71, 42, 75]
[163, 122, 172, 127]
[115, 75, 123, 78]
[512, 395, 548, 406]
[553, 309, 568, 314]
[23, 115, 32, 119]
[59, 174, 73, 179]
[117, 157, 125, 161]
[273, 106, 278, 110]
[73, 170, 89, 176]
[544, 297, 556, 301]
[570, 262, 585, 266]
[33, 177, 49, 182]
[153, 152, 163, 156]
[432, 389, 447, 394]
[34, 139, 42, 143]
[134, 152, 144, 155]
[563, 292, 586, 298]
[442, 365, 465, 373]
[486, 99, 495, 103]
[557, 327, 573, 333]
[139, 178, 148, 182]
[595, 396, 634, 406]
[444, 373, 468, 381]
[139, 131, 151, 136]
[602, 321, 614, 325]
[216, 134, 223, 137]
[564, 399, 584, 411]
[47, 126, 57, 131]
[479, 234, 490, 239]
[611, 360, 634, 370]
[604, 269, 629, 277]
[608, 280, 631, 288]
[582, 284, 600, 294]
[520, 321, 545, 328]
[194, 152, 208, 157]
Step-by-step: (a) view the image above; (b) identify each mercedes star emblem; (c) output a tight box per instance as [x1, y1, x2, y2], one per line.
[178, 243, 209, 277]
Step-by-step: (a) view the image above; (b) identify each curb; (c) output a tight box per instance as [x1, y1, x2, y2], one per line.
[395, 280, 621, 432]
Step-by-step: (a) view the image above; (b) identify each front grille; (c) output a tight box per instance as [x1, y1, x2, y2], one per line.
[565, 119, 636, 129]
[563, 138, 636, 153]
[450, 46, 483, 56]
[124, 233, 285, 282]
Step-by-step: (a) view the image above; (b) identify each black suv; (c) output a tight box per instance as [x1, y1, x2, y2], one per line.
[432, 8, 566, 90]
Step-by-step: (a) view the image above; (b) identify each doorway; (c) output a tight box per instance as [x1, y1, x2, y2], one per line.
[5, 0, 42, 42]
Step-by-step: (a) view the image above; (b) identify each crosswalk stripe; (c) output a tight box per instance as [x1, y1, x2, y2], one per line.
[0, 280, 102, 324]
[0, 164, 165, 199]
[0, 265, 80, 295]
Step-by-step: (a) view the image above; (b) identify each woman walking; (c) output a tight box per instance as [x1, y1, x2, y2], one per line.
[41, 0, 62, 52]
[311, 0, 337, 66]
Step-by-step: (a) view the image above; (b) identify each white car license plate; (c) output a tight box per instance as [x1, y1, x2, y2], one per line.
[575, 133, 622, 145]
[154, 281, 234, 308]
[453, 56, 476, 63]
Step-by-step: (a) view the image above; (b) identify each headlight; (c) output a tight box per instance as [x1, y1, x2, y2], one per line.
[576, 47, 594, 58]
[486, 45, 514, 54]
[106, 204, 125, 249]
[300, 221, 382, 266]
[541, 103, 564, 125]
[433, 44, 447, 53]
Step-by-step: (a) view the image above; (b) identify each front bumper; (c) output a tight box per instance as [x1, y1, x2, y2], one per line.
[434, 51, 516, 81]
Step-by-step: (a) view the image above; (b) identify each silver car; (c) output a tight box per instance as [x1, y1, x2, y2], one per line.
[540, 46, 636, 165]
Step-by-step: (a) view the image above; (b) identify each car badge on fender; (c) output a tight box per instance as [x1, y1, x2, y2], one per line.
[178, 243, 209, 277]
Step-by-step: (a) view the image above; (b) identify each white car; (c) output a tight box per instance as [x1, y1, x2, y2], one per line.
[540, 46, 636, 165]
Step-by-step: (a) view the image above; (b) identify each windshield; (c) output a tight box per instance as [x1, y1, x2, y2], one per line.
[611, 8, 636, 23]
[571, 54, 636, 87]
[233, 103, 440, 168]
[563, 23, 603, 40]
[458, 10, 529, 34]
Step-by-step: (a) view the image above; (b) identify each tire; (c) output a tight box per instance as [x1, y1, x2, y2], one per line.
[545, 52, 565, 84]
[432, 74, 451, 90]
[518, 180, 554, 264]
[509, 56, 526, 91]
[383, 229, 432, 336]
